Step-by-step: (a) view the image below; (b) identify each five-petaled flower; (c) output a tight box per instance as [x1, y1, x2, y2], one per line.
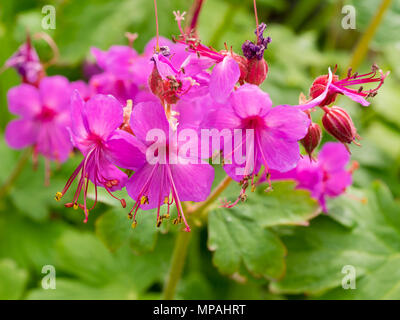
[5, 76, 73, 163]
[56, 92, 128, 222]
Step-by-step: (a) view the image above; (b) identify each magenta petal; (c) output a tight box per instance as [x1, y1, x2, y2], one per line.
[292, 68, 333, 111]
[39, 76, 71, 112]
[318, 142, 350, 172]
[181, 55, 214, 76]
[5, 119, 38, 149]
[325, 171, 352, 197]
[170, 163, 214, 202]
[70, 90, 89, 139]
[7, 84, 41, 118]
[258, 130, 301, 172]
[201, 98, 241, 131]
[107, 130, 146, 170]
[265, 106, 310, 141]
[130, 101, 170, 144]
[209, 56, 240, 104]
[295, 159, 323, 199]
[85, 94, 123, 139]
[126, 164, 169, 210]
[152, 54, 178, 79]
[91, 47, 107, 70]
[330, 84, 370, 106]
[36, 124, 72, 162]
[231, 84, 272, 118]
[91, 157, 128, 191]
[105, 45, 137, 72]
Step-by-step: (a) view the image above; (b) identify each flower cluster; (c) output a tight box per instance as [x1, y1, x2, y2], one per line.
[2, 8, 388, 231]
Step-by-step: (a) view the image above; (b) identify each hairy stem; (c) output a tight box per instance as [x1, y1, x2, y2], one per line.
[347, 0, 392, 71]
[163, 230, 192, 300]
[162, 175, 233, 299]
[0, 149, 31, 199]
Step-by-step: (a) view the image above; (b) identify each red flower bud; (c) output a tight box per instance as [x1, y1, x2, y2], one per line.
[148, 66, 180, 104]
[301, 122, 322, 159]
[322, 106, 359, 146]
[310, 74, 339, 106]
[149, 66, 163, 98]
[245, 57, 268, 86]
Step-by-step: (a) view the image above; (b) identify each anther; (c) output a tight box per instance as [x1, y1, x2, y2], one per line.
[120, 199, 127, 208]
[140, 196, 149, 205]
[131, 220, 138, 229]
[55, 192, 63, 201]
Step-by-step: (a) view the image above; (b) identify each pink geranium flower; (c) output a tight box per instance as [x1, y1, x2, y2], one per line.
[201, 84, 310, 206]
[5, 76, 73, 163]
[270, 142, 354, 212]
[109, 100, 214, 232]
[56, 92, 129, 222]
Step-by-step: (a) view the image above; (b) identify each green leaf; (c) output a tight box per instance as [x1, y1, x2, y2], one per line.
[270, 181, 400, 298]
[26, 229, 173, 299]
[0, 259, 28, 300]
[250, 181, 321, 227]
[0, 212, 67, 272]
[55, 231, 118, 286]
[27, 279, 138, 300]
[208, 206, 286, 280]
[95, 208, 158, 254]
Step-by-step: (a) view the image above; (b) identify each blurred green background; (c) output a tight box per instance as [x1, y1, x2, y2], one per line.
[0, 0, 399, 300]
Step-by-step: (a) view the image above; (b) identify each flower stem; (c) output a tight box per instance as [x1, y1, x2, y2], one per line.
[163, 230, 192, 300]
[347, 0, 392, 71]
[162, 175, 233, 300]
[0, 148, 30, 199]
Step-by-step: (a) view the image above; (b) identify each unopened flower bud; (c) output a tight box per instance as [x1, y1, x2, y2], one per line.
[322, 106, 359, 146]
[245, 57, 268, 86]
[301, 122, 322, 159]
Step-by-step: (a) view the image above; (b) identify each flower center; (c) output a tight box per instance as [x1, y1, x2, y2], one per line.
[38, 106, 57, 122]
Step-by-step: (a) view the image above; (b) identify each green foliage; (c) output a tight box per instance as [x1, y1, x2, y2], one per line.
[96, 208, 158, 253]
[0, 259, 28, 299]
[271, 182, 400, 299]
[0, 0, 399, 300]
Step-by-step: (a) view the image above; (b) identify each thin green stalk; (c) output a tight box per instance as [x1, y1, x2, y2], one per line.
[163, 230, 192, 300]
[347, 0, 393, 71]
[0, 148, 31, 199]
[162, 175, 233, 300]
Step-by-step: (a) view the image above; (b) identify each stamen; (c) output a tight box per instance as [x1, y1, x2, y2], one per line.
[153, 0, 160, 52]
[253, 0, 259, 41]
[173, 10, 186, 36]
[124, 32, 138, 47]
